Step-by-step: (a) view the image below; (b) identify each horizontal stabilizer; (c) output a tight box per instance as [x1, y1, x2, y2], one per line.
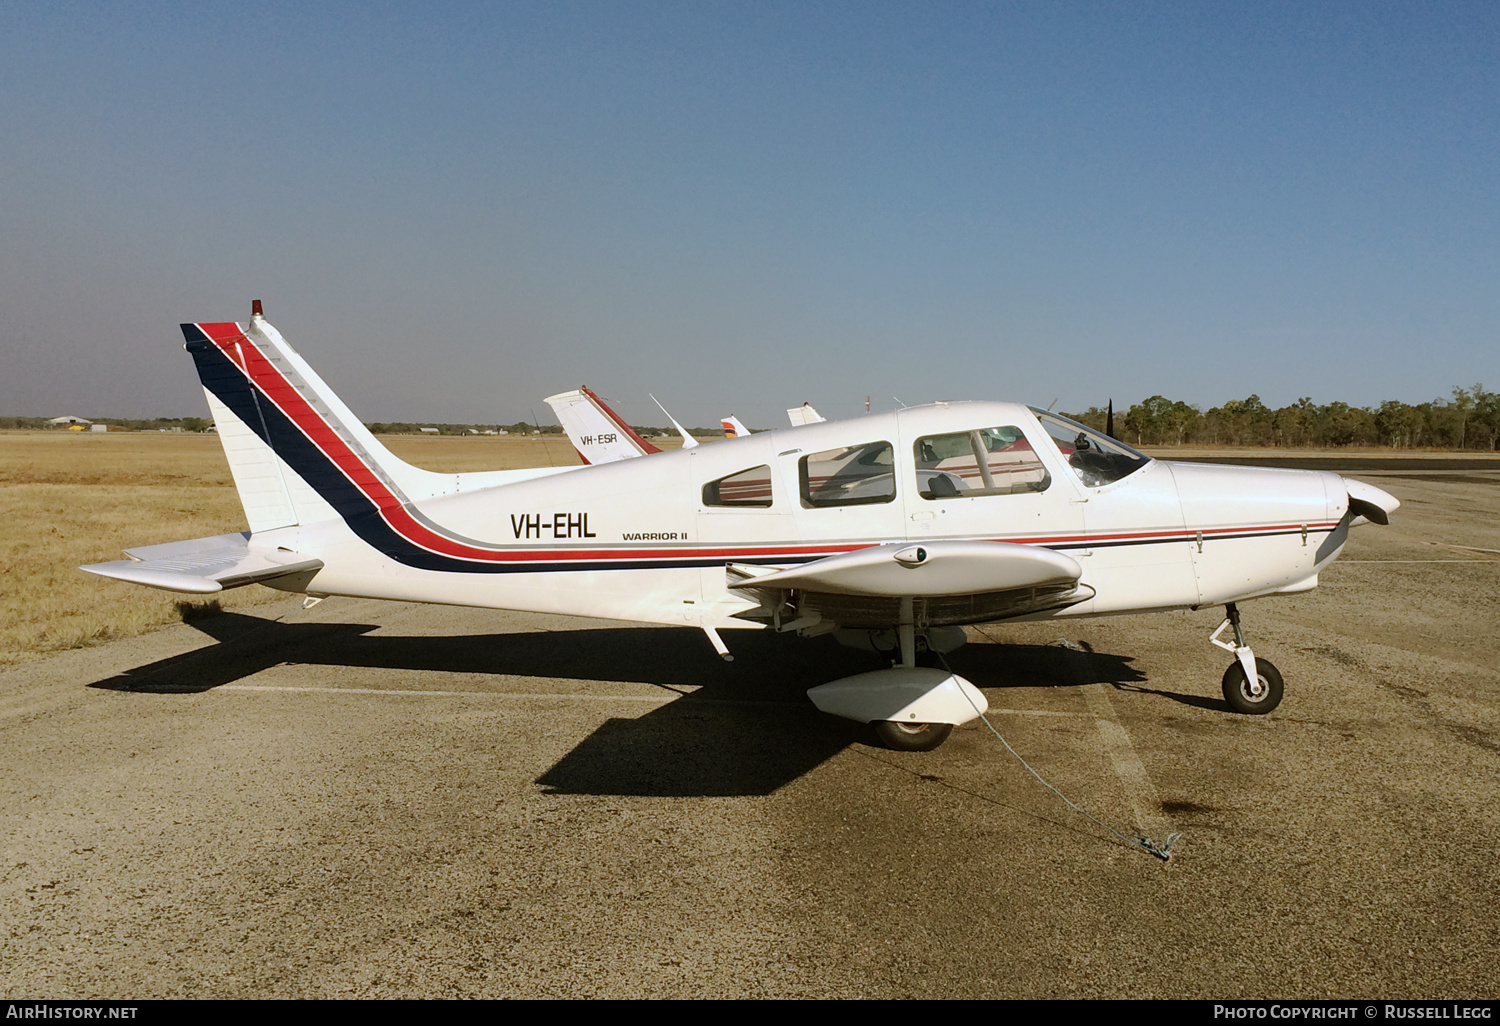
[730, 540, 1081, 597]
[81, 532, 323, 595]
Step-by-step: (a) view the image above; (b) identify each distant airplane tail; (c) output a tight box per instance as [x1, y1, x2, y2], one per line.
[721, 415, 752, 438]
[787, 403, 826, 426]
[543, 386, 662, 465]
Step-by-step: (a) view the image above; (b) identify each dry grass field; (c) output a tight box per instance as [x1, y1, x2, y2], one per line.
[0, 432, 588, 666]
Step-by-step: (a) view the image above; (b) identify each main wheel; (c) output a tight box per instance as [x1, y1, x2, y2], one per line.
[1221, 658, 1284, 715]
[874, 719, 953, 752]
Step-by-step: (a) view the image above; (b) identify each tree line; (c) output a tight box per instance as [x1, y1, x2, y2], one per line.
[10, 385, 1498, 449]
[1067, 385, 1499, 449]
[0, 416, 212, 432]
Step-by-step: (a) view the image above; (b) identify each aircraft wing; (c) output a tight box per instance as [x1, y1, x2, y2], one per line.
[730, 540, 1081, 597]
[80, 532, 323, 595]
[727, 540, 1093, 629]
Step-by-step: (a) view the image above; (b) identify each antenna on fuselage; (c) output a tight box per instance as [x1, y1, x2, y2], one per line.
[531, 407, 562, 465]
[650, 394, 698, 449]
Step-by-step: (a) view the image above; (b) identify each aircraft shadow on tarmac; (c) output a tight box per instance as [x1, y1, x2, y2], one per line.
[87, 611, 1150, 797]
[976, 637, 1233, 714]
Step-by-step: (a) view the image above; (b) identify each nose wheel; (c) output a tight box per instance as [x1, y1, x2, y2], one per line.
[1221, 657, 1284, 714]
[1210, 603, 1284, 715]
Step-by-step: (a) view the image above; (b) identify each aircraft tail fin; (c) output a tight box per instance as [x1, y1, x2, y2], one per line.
[787, 403, 826, 426]
[543, 386, 662, 464]
[721, 415, 752, 438]
[182, 303, 484, 534]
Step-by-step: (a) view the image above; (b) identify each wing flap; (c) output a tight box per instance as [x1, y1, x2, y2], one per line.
[81, 532, 323, 595]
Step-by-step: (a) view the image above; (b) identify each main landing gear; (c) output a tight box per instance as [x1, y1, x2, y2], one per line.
[1210, 603, 1284, 715]
[806, 599, 986, 752]
[873, 719, 954, 753]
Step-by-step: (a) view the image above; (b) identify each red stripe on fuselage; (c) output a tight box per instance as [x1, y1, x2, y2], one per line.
[200, 322, 509, 561]
[198, 323, 1340, 569]
[580, 385, 661, 455]
[200, 324, 867, 566]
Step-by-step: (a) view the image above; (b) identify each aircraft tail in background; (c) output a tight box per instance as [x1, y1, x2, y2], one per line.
[787, 402, 826, 426]
[544, 386, 662, 465]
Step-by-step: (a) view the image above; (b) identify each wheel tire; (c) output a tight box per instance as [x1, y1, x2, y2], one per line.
[1221, 658, 1284, 715]
[874, 719, 954, 752]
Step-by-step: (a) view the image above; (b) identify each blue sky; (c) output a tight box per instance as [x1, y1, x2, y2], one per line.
[2, 2, 1495, 428]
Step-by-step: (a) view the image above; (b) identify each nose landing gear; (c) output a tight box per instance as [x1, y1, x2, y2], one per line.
[1210, 603, 1284, 715]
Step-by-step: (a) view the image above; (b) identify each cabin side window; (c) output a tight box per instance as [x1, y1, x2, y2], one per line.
[702, 465, 774, 507]
[800, 442, 897, 507]
[913, 426, 1051, 499]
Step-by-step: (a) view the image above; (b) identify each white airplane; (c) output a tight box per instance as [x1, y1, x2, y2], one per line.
[83, 304, 1400, 751]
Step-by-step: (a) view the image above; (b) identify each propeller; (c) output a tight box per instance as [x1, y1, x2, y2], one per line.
[1345, 478, 1399, 525]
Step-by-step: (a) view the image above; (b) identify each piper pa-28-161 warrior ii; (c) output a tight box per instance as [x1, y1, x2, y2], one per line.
[83, 303, 1400, 751]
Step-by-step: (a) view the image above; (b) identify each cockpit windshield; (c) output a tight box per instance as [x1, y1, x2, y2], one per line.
[1030, 409, 1151, 488]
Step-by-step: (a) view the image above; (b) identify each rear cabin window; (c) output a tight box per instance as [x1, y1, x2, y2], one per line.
[800, 442, 897, 507]
[703, 465, 774, 507]
[914, 426, 1051, 499]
